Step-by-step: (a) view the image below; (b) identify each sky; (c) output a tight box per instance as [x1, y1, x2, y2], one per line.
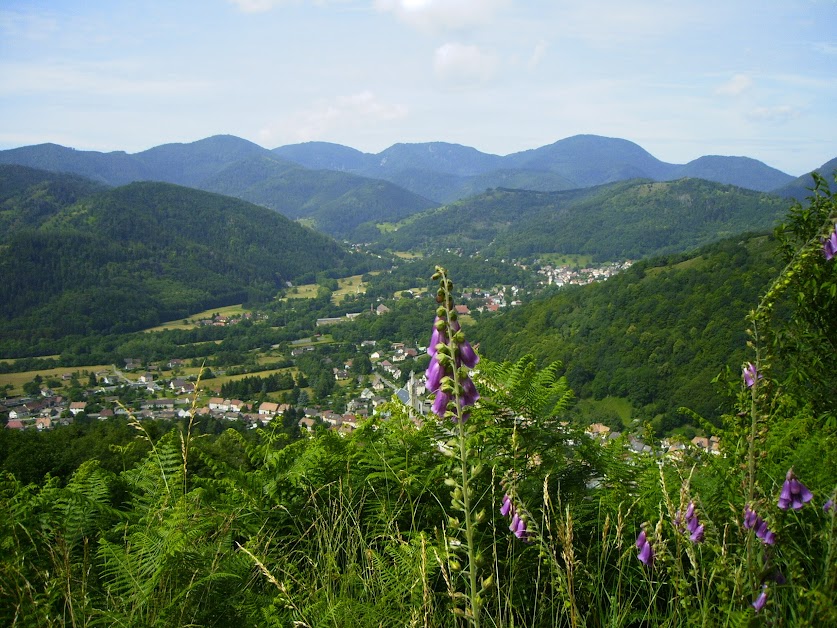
[0, 0, 835, 176]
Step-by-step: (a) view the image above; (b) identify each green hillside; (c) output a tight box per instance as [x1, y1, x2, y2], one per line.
[202, 156, 437, 239]
[0, 168, 366, 354]
[472, 234, 784, 433]
[381, 178, 789, 260]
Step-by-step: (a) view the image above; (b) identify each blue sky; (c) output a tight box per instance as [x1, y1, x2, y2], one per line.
[1, 0, 835, 175]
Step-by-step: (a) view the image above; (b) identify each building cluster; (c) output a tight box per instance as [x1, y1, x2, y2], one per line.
[538, 261, 633, 288]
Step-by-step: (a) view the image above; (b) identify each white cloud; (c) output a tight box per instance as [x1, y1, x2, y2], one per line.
[433, 42, 497, 86]
[746, 105, 801, 123]
[227, 0, 289, 12]
[375, 0, 508, 31]
[258, 91, 408, 145]
[715, 73, 754, 96]
[528, 40, 547, 70]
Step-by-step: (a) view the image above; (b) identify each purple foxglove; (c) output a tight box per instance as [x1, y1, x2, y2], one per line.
[428, 318, 443, 356]
[500, 494, 513, 517]
[458, 340, 479, 369]
[513, 516, 528, 539]
[689, 523, 705, 543]
[509, 513, 520, 533]
[460, 376, 480, 406]
[431, 391, 451, 417]
[635, 530, 647, 550]
[751, 584, 767, 612]
[778, 469, 813, 510]
[824, 225, 837, 261]
[743, 506, 758, 530]
[637, 535, 654, 566]
[685, 502, 695, 521]
[743, 363, 761, 388]
[425, 358, 444, 392]
[825, 499, 834, 513]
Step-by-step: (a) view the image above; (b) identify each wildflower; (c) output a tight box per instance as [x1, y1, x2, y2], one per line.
[500, 494, 513, 517]
[743, 506, 775, 545]
[743, 362, 762, 388]
[777, 468, 813, 511]
[824, 498, 834, 513]
[685, 501, 704, 543]
[751, 584, 768, 613]
[424, 276, 479, 421]
[823, 224, 837, 260]
[636, 530, 654, 566]
[512, 516, 530, 540]
[499, 492, 531, 541]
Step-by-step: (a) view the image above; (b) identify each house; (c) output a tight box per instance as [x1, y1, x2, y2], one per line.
[259, 402, 279, 416]
[454, 304, 470, 315]
[6, 419, 25, 430]
[228, 400, 244, 413]
[375, 304, 390, 315]
[208, 397, 227, 412]
[298, 417, 316, 432]
[586, 423, 611, 438]
[691, 435, 721, 454]
[69, 401, 87, 416]
[139, 373, 155, 385]
[169, 378, 191, 393]
[99, 408, 115, 419]
[35, 417, 52, 431]
[168, 359, 185, 369]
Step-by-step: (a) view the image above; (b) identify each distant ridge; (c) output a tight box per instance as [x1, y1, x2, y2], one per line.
[1, 133, 827, 233]
[274, 134, 802, 202]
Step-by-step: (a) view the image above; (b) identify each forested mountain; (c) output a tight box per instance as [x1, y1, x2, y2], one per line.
[0, 165, 108, 234]
[0, 166, 370, 354]
[274, 134, 798, 202]
[201, 155, 437, 239]
[0, 136, 438, 238]
[772, 156, 837, 201]
[472, 234, 784, 433]
[380, 178, 789, 261]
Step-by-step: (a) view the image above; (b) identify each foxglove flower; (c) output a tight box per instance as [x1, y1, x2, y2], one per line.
[636, 530, 654, 566]
[499, 492, 531, 541]
[823, 224, 837, 261]
[744, 506, 775, 545]
[425, 278, 480, 421]
[743, 363, 762, 388]
[676, 501, 705, 543]
[513, 516, 530, 540]
[500, 494, 513, 517]
[777, 468, 813, 511]
[751, 584, 768, 613]
[425, 358, 444, 392]
[824, 498, 834, 513]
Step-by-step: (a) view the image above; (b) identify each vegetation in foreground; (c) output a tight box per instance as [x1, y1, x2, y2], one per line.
[0, 179, 835, 626]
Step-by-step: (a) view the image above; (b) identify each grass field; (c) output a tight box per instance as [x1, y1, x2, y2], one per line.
[536, 253, 594, 267]
[143, 304, 248, 332]
[283, 283, 320, 299]
[333, 275, 367, 304]
[574, 396, 634, 428]
[0, 365, 113, 396]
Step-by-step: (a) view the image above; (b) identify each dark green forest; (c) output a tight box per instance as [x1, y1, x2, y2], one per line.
[381, 178, 789, 261]
[0, 168, 379, 354]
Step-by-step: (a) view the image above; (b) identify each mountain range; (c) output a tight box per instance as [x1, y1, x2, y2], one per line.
[1, 135, 833, 240]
